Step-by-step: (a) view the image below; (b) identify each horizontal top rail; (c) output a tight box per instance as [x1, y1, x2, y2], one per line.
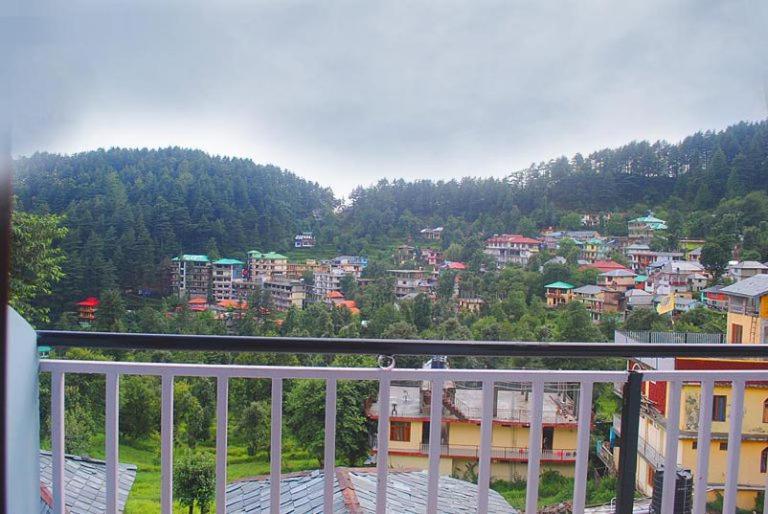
[35, 330, 768, 358]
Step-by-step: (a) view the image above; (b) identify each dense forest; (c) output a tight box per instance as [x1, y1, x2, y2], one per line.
[12, 119, 768, 311]
[13, 148, 336, 304]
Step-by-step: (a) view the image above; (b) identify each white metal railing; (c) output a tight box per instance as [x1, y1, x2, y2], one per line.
[414, 443, 577, 461]
[39, 361, 768, 514]
[39, 360, 626, 514]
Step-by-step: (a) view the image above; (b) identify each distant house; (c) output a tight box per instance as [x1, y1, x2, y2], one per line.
[419, 227, 444, 240]
[544, 281, 575, 308]
[225, 468, 517, 514]
[212, 258, 245, 301]
[394, 244, 418, 264]
[625, 288, 654, 312]
[580, 238, 608, 263]
[701, 284, 728, 311]
[598, 269, 636, 293]
[720, 274, 768, 343]
[443, 261, 467, 271]
[458, 297, 485, 313]
[76, 297, 100, 325]
[389, 269, 434, 299]
[170, 254, 211, 298]
[627, 212, 667, 242]
[727, 261, 768, 282]
[484, 234, 541, 268]
[421, 248, 443, 267]
[579, 260, 628, 274]
[262, 277, 306, 311]
[247, 251, 288, 279]
[572, 285, 605, 321]
[294, 231, 316, 248]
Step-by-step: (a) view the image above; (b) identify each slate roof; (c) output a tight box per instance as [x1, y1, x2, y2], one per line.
[600, 269, 636, 277]
[732, 260, 768, 269]
[720, 274, 768, 298]
[39, 451, 137, 514]
[172, 254, 209, 262]
[225, 468, 517, 513]
[573, 285, 603, 295]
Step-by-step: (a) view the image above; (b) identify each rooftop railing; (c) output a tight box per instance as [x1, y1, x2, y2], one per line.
[21, 327, 768, 514]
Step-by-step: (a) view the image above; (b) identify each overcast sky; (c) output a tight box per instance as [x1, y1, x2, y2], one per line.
[2, 0, 767, 196]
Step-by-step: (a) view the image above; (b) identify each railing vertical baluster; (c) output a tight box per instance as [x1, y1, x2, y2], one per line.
[426, 378, 444, 514]
[693, 380, 714, 514]
[616, 372, 642, 514]
[375, 377, 391, 514]
[572, 380, 594, 514]
[270, 378, 283, 514]
[105, 373, 120, 514]
[215, 376, 229, 514]
[525, 380, 544, 514]
[160, 375, 174, 514]
[477, 379, 494, 514]
[324, 378, 337, 514]
[51, 370, 66, 514]
[723, 379, 745, 514]
[661, 380, 682, 514]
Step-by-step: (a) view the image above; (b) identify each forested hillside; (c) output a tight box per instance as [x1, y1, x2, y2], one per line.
[12, 120, 768, 308]
[13, 148, 336, 300]
[339, 120, 768, 241]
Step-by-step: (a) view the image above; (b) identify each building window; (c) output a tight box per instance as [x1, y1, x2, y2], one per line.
[390, 421, 411, 442]
[692, 441, 697, 450]
[713, 396, 727, 422]
[764, 399, 768, 423]
[731, 324, 743, 344]
[647, 467, 655, 487]
[719, 442, 728, 451]
[762, 448, 768, 473]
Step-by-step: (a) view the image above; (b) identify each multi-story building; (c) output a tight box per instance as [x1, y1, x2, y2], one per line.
[572, 285, 604, 321]
[644, 260, 707, 296]
[170, 254, 211, 298]
[329, 256, 368, 277]
[544, 281, 575, 308]
[294, 232, 316, 248]
[389, 269, 432, 299]
[579, 238, 608, 263]
[613, 323, 768, 510]
[627, 213, 667, 242]
[419, 227, 443, 240]
[368, 379, 582, 481]
[701, 284, 728, 311]
[262, 277, 306, 311]
[247, 251, 288, 279]
[597, 269, 636, 292]
[211, 258, 244, 301]
[76, 297, 100, 325]
[394, 245, 418, 264]
[721, 274, 768, 344]
[286, 260, 330, 280]
[421, 248, 443, 267]
[313, 268, 347, 301]
[727, 261, 768, 282]
[484, 234, 540, 268]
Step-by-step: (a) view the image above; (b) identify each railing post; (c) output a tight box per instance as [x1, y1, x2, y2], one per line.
[615, 371, 642, 514]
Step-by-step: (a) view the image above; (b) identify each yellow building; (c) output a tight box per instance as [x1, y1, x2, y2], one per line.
[369, 381, 583, 481]
[544, 281, 575, 308]
[611, 275, 768, 510]
[613, 359, 768, 510]
[721, 274, 768, 344]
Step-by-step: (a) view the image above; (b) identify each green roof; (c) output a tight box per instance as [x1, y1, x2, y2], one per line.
[545, 281, 575, 290]
[586, 238, 604, 245]
[262, 252, 287, 260]
[247, 250, 262, 257]
[172, 254, 209, 263]
[635, 275, 648, 282]
[631, 214, 666, 223]
[214, 258, 244, 265]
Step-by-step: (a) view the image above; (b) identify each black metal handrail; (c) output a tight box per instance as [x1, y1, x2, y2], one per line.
[35, 330, 768, 357]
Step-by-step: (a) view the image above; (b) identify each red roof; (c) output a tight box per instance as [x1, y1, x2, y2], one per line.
[218, 299, 248, 309]
[579, 260, 628, 272]
[446, 262, 467, 270]
[327, 291, 345, 299]
[486, 234, 540, 245]
[76, 297, 100, 307]
[188, 297, 208, 304]
[337, 300, 361, 315]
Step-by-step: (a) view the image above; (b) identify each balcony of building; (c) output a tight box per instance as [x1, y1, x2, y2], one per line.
[5, 309, 768, 513]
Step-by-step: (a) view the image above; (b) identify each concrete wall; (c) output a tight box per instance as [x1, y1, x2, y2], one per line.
[5, 308, 40, 514]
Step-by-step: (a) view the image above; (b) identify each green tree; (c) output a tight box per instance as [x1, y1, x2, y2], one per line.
[9, 208, 68, 325]
[174, 452, 215, 514]
[235, 401, 270, 456]
[94, 289, 127, 332]
[700, 242, 730, 278]
[120, 376, 160, 440]
[412, 293, 432, 331]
